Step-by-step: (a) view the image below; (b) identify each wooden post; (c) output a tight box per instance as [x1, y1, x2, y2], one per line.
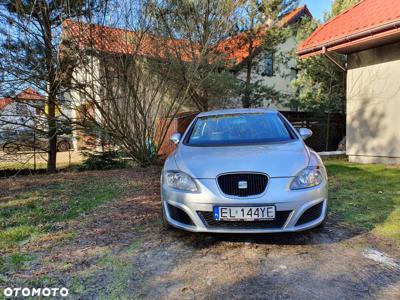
[325, 112, 331, 151]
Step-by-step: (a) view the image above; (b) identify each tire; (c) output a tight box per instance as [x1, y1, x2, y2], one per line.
[3, 143, 19, 154]
[57, 140, 70, 152]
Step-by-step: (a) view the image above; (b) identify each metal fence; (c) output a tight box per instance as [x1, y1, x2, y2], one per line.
[280, 111, 346, 152]
[0, 129, 74, 177]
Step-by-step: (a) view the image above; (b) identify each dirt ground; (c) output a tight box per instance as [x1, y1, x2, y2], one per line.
[2, 168, 400, 299]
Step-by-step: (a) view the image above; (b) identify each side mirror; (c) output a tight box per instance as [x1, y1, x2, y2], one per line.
[170, 132, 181, 145]
[299, 128, 312, 140]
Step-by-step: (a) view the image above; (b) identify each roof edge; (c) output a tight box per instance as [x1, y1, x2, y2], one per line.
[297, 19, 400, 58]
[297, 1, 364, 54]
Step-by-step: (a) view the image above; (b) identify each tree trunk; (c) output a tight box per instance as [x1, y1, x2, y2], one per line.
[242, 12, 255, 109]
[242, 57, 253, 108]
[41, 0, 57, 173]
[200, 96, 209, 111]
[47, 92, 57, 173]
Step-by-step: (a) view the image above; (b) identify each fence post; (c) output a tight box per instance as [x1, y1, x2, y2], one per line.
[33, 127, 36, 171]
[325, 112, 331, 151]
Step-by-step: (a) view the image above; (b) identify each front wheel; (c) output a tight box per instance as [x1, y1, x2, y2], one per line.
[3, 143, 19, 154]
[57, 140, 70, 152]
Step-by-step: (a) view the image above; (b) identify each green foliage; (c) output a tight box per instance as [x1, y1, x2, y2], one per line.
[198, 70, 240, 109]
[95, 240, 141, 300]
[0, 253, 36, 273]
[292, 9, 346, 113]
[239, 79, 283, 108]
[292, 56, 346, 112]
[0, 225, 39, 249]
[292, 0, 360, 113]
[325, 0, 360, 20]
[78, 151, 129, 171]
[0, 0, 97, 94]
[0, 0, 104, 173]
[236, 1, 298, 108]
[149, 0, 243, 111]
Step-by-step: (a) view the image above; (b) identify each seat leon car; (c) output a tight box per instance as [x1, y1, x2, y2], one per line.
[161, 109, 328, 233]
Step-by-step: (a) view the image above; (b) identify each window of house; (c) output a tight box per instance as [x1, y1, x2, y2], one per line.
[262, 53, 274, 77]
[16, 103, 29, 116]
[290, 67, 297, 80]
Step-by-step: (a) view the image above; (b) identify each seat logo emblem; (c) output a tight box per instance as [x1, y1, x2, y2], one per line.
[238, 181, 248, 189]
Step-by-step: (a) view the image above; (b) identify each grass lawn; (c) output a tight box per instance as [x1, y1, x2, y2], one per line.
[326, 159, 400, 242]
[0, 170, 140, 277]
[0, 177, 121, 250]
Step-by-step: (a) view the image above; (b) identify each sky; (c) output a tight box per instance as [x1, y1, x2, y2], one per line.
[300, 0, 333, 21]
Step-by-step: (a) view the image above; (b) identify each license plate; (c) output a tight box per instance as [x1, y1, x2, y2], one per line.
[213, 206, 275, 221]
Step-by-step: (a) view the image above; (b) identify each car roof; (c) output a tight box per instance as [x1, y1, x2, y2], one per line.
[197, 108, 278, 117]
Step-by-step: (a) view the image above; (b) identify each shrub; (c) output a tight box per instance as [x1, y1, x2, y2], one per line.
[78, 151, 129, 171]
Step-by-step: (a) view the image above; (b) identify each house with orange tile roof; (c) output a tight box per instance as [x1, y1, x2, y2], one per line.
[221, 5, 312, 110]
[0, 87, 45, 137]
[60, 5, 312, 111]
[297, 0, 400, 164]
[58, 5, 312, 150]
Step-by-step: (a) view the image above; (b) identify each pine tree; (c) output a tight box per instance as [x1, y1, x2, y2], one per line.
[292, 0, 360, 113]
[0, 0, 101, 172]
[237, 0, 298, 108]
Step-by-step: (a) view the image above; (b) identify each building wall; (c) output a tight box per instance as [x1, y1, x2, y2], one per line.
[347, 41, 400, 163]
[0, 101, 38, 133]
[63, 55, 103, 151]
[234, 37, 297, 110]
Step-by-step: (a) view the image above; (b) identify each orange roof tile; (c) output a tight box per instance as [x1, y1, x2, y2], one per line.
[0, 87, 44, 111]
[280, 5, 311, 25]
[297, 0, 400, 58]
[15, 87, 45, 101]
[62, 20, 196, 61]
[0, 97, 12, 110]
[62, 6, 310, 66]
[215, 28, 265, 65]
[213, 5, 311, 65]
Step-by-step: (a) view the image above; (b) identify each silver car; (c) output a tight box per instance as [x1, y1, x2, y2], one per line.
[161, 108, 328, 233]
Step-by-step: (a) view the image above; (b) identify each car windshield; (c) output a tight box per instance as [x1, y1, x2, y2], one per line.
[186, 113, 295, 146]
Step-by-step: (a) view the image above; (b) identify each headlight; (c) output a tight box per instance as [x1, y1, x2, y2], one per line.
[165, 171, 199, 192]
[290, 166, 324, 190]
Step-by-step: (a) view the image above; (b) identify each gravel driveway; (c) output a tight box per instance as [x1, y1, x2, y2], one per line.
[137, 226, 400, 300]
[66, 170, 400, 299]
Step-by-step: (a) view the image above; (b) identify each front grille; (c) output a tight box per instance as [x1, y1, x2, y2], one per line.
[217, 173, 268, 197]
[197, 211, 291, 230]
[295, 202, 323, 226]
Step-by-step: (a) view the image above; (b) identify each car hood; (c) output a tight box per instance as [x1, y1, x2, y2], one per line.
[174, 140, 310, 178]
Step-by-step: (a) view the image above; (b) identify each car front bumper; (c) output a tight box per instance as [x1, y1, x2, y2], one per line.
[161, 176, 328, 233]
